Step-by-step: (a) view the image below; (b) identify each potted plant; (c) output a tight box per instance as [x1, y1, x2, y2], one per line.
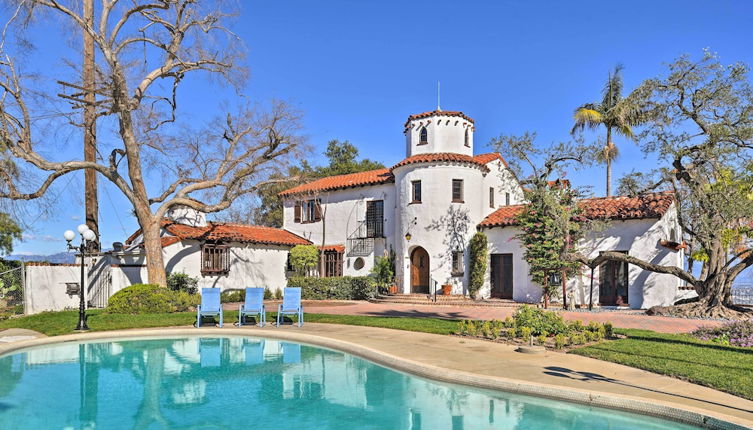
[388, 284, 398, 294]
[442, 284, 453, 295]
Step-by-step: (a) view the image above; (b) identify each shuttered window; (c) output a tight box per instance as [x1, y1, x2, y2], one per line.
[295, 199, 322, 223]
[366, 200, 384, 238]
[201, 244, 229, 275]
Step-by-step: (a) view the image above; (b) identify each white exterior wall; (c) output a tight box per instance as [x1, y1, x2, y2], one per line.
[24, 264, 81, 314]
[282, 183, 396, 277]
[482, 205, 688, 309]
[482, 159, 526, 217]
[109, 240, 292, 292]
[393, 163, 488, 294]
[405, 114, 474, 157]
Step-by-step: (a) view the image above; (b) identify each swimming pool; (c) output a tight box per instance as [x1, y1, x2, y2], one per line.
[0, 336, 702, 429]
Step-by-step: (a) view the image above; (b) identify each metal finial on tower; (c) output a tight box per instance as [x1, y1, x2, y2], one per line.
[437, 81, 441, 111]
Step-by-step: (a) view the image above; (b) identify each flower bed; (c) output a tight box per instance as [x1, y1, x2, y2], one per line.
[456, 305, 614, 350]
[692, 319, 753, 347]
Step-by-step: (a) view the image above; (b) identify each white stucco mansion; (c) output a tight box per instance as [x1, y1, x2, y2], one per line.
[21, 109, 691, 314]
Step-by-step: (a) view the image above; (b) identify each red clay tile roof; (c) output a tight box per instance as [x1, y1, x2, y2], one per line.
[473, 152, 510, 168]
[134, 236, 182, 248]
[479, 192, 675, 228]
[391, 152, 493, 172]
[278, 168, 394, 197]
[127, 221, 311, 247]
[404, 110, 474, 127]
[319, 244, 345, 253]
[278, 152, 509, 197]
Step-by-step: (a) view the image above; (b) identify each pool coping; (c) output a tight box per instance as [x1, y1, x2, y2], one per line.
[0, 326, 749, 430]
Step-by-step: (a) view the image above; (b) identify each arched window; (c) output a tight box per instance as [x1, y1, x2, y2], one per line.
[464, 129, 470, 147]
[419, 126, 428, 144]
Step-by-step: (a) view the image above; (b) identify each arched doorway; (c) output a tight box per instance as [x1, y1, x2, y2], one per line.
[410, 247, 430, 294]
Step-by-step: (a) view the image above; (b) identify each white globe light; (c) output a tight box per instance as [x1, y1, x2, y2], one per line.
[63, 230, 76, 241]
[82, 229, 96, 242]
[77, 224, 90, 234]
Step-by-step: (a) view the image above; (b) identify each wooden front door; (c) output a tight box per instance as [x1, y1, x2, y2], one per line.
[490, 254, 513, 299]
[410, 247, 430, 294]
[599, 259, 629, 306]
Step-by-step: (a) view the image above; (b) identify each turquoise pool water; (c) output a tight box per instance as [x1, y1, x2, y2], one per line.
[0, 337, 701, 429]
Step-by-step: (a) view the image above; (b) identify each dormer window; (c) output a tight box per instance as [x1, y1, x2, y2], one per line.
[464, 129, 470, 147]
[418, 127, 428, 145]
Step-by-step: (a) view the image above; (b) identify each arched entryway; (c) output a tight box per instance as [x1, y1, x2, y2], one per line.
[410, 247, 430, 294]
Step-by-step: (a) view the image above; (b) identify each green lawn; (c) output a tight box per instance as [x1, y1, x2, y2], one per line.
[2, 311, 751, 400]
[573, 328, 753, 400]
[0, 310, 459, 337]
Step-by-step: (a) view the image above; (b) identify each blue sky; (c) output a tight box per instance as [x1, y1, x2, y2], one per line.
[11, 0, 753, 256]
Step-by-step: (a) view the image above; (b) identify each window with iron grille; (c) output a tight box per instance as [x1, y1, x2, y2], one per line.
[366, 200, 384, 238]
[201, 244, 229, 275]
[451, 250, 464, 276]
[323, 250, 343, 277]
[452, 179, 464, 203]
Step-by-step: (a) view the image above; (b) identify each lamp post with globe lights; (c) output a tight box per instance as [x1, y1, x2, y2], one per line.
[64, 224, 97, 331]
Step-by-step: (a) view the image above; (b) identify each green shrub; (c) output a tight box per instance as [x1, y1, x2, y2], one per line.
[264, 288, 273, 300]
[570, 333, 586, 345]
[290, 245, 319, 275]
[108, 284, 199, 314]
[512, 305, 568, 336]
[481, 321, 492, 338]
[519, 326, 532, 342]
[166, 272, 198, 295]
[554, 334, 567, 349]
[466, 321, 479, 336]
[468, 232, 488, 299]
[288, 276, 377, 300]
[569, 320, 584, 332]
[537, 334, 547, 345]
[585, 330, 596, 342]
[274, 288, 283, 300]
[220, 289, 245, 303]
[371, 248, 396, 291]
[604, 322, 614, 338]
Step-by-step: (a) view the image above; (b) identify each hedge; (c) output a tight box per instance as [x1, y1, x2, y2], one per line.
[288, 276, 377, 300]
[108, 284, 200, 314]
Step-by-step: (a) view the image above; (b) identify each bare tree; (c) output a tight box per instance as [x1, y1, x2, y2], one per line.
[0, 1, 303, 286]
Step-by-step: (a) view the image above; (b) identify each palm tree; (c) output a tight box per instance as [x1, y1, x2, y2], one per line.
[571, 64, 644, 196]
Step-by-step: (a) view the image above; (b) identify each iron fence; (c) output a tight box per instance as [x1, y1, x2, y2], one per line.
[0, 262, 24, 316]
[732, 286, 753, 306]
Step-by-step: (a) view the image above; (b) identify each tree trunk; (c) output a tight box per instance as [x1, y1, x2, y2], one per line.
[605, 127, 612, 197]
[139, 216, 167, 287]
[648, 276, 742, 318]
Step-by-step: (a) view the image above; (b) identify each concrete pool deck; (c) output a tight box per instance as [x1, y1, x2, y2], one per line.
[0, 324, 750, 429]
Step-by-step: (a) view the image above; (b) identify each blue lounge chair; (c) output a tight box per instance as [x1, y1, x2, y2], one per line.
[197, 288, 223, 327]
[239, 287, 266, 327]
[276, 287, 303, 327]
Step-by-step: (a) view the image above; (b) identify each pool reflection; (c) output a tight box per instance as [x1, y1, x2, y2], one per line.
[0, 337, 697, 430]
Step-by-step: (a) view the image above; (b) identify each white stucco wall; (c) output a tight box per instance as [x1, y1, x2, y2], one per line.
[405, 113, 474, 157]
[481, 205, 688, 309]
[24, 264, 81, 314]
[393, 163, 489, 294]
[109, 240, 293, 292]
[282, 183, 396, 276]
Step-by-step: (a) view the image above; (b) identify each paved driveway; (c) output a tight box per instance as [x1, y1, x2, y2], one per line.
[301, 301, 723, 333]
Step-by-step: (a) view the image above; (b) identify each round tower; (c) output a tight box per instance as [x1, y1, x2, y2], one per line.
[403, 110, 474, 157]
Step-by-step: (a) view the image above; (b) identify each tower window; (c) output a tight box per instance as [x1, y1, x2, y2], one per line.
[411, 180, 422, 204]
[452, 179, 464, 203]
[489, 187, 495, 208]
[464, 129, 470, 147]
[418, 127, 428, 145]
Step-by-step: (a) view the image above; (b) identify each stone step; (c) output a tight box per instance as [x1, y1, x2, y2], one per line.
[370, 295, 521, 308]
